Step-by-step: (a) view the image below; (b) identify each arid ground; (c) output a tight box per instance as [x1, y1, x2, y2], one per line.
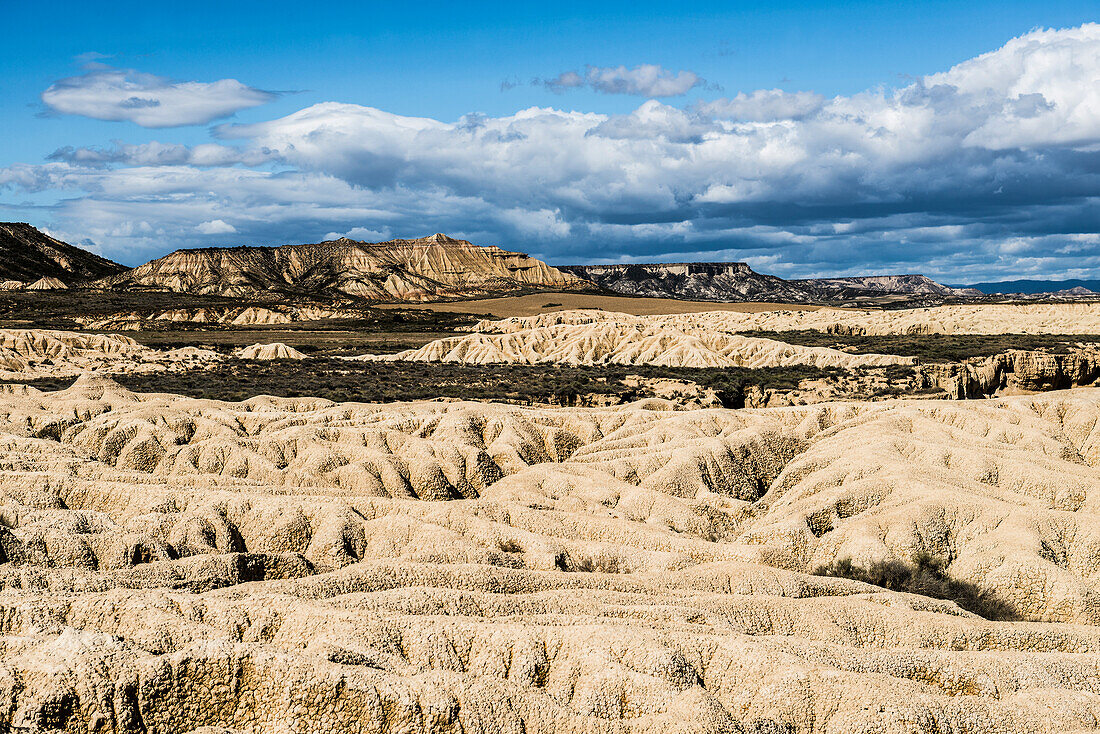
[4, 294, 1100, 733]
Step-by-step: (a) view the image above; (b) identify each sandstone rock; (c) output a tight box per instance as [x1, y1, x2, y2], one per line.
[469, 304, 1100, 337]
[25, 276, 68, 290]
[75, 305, 366, 331]
[97, 233, 593, 302]
[365, 313, 915, 369]
[0, 329, 221, 380]
[236, 343, 307, 361]
[923, 349, 1100, 398]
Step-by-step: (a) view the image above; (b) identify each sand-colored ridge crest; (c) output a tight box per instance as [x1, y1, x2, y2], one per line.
[368, 310, 915, 369]
[25, 276, 68, 290]
[0, 328, 221, 379]
[237, 342, 308, 360]
[97, 232, 594, 301]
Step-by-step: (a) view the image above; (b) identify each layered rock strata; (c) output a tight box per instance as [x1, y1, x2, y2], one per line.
[99, 233, 591, 302]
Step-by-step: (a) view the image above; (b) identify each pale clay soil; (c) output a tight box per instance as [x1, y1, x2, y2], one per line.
[5, 306, 1100, 732]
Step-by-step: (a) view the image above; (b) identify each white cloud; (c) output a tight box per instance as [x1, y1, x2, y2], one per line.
[41, 64, 277, 127]
[696, 89, 825, 121]
[47, 141, 273, 167]
[323, 226, 392, 242]
[585, 64, 705, 97]
[543, 64, 706, 97]
[7, 24, 1100, 278]
[195, 219, 237, 234]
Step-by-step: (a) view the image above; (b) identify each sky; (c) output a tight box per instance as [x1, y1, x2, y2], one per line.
[1, 1, 1099, 281]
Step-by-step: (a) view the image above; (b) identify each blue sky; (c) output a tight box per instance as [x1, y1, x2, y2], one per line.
[2, 1, 1099, 280]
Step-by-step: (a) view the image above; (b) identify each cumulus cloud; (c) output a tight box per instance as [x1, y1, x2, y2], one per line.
[195, 219, 237, 234]
[6, 24, 1100, 277]
[695, 89, 825, 121]
[323, 226, 392, 242]
[542, 64, 705, 97]
[41, 64, 278, 127]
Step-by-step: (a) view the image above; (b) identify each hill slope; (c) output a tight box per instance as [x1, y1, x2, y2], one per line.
[560, 262, 818, 302]
[562, 262, 970, 303]
[961, 278, 1100, 295]
[794, 274, 980, 298]
[0, 223, 126, 284]
[100, 233, 592, 301]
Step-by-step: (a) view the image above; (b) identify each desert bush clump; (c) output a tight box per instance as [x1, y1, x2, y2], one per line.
[12, 360, 845, 407]
[814, 553, 1018, 621]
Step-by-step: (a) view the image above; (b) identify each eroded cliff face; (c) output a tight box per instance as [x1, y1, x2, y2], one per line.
[99, 233, 591, 301]
[926, 350, 1100, 399]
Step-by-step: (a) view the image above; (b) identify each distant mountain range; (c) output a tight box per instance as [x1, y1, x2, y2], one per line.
[0, 223, 126, 285]
[562, 263, 979, 304]
[957, 279, 1100, 295]
[1, 222, 1098, 305]
[794, 274, 980, 298]
[558, 262, 815, 302]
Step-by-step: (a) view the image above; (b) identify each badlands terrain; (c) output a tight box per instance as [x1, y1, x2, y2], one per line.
[0, 300, 1098, 733]
[7, 225, 1100, 732]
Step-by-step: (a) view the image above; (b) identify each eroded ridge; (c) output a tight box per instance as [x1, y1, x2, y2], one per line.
[468, 304, 1100, 337]
[1, 377, 1100, 732]
[368, 314, 915, 369]
[0, 329, 220, 379]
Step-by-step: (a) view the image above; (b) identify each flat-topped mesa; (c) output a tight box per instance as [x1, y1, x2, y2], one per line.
[571, 262, 755, 277]
[98, 233, 593, 302]
[561, 261, 818, 302]
[563, 261, 974, 304]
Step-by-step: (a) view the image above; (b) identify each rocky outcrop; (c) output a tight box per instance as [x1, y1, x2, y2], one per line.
[589, 303, 1100, 336]
[925, 349, 1100, 398]
[0, 222, 126, 284]
[99, 233, 592, 302]
[75, 305, 365, 330]
[237, 342, 307, 360]
[0, 329, 220, 379]
[25, 276, 67, 290]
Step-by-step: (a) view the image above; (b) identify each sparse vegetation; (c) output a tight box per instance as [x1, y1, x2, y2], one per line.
[0, 289, 480, 346]
[814, 553, 1018, 621]
[740, 330, 1100, 362]
[9, 359, 843, 407]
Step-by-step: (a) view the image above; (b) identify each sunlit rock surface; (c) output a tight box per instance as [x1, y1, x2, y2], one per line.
[2, 373, 1100, 732]
[98, 233, 592, 302]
